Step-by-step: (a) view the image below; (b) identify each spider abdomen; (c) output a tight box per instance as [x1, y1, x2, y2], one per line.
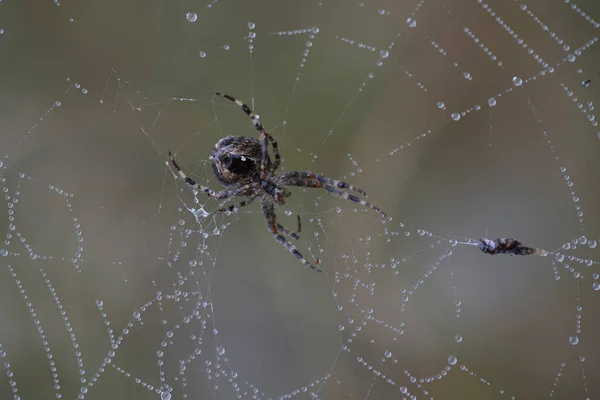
[210, 135, 268, 186]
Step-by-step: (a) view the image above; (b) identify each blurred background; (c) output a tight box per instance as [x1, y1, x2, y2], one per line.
[0, 0, 599, 398]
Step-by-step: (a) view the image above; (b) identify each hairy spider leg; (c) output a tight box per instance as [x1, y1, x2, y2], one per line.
[275, 171, 386, 217]
[316, 175, 368, 197]
[215, 92, 281, 174]
[169, 151, 245, 200]
[262, 197, 320, 272]
[215, 193, 258, 214]
[277, 215, 301, 240]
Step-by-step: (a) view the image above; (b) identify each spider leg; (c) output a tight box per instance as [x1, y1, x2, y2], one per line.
[262, 197, 320, 272]
[215, 92, 281, 173]
[316, 175, 367, 197]
[275, 171, 386, 217]
[169, 151, 235, 200]
[215, 193, 258, 213]
[323, 184, 386, 217]
[277, 215, 301, 240]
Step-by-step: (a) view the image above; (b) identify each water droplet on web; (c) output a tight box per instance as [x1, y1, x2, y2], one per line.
[437, 101, 445, 109]
[512, 76, 523, 86]
[448, 355, 458, 365]
[488, 97, 496, 107]
[95, 300, 103, 307]
[455, 335, 463, 342]
[380, 50, 389, 58]
[451, 113, 460, 121]
[593, 282, 600, 291]
[217, 346, 225, 355]
[406, 18, 417, 28]
[199, 51, 207, 58]
[186, 12, 198, 22]
[567, 53, 576, 62]
[223, 45, 229, 51]
[160, 391, 171, 400]
[248, 21, 255, 29]
[569, 336, 579, 345]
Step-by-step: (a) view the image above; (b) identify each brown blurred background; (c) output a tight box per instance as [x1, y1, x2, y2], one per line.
[0, 0, 599, 399]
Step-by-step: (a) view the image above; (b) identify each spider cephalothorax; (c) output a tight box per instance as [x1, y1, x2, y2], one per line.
[169, 92, 386, 272]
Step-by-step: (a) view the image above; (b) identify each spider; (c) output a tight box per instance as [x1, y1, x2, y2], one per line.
[169, 92, 386, 272]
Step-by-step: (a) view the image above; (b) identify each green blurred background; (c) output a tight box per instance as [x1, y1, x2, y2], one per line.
[0, 0, 599, 398]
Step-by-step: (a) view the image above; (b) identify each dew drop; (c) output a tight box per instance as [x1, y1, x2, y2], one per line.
[569, 336, 579, 345]
[199, 51, 207, 58]
[512, 76, 523, 86]
[380, 50, 389, 58]
[451, 112, 461, 121]
[488, 98, 496, 107]
[248, 21, 256, 29]
[448, 355, 458, 365]
[186, 12, 198, 22]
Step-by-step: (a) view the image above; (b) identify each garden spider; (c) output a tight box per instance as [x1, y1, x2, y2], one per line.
[169, 92, 386, 272]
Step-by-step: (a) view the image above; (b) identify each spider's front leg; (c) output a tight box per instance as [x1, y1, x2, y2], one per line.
[214, 92, 282, 174]
[261, 197, 320, 272]
[169, 151, 235, 200]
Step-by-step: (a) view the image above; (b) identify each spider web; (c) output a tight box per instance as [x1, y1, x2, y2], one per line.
[1, 0, 599, 399]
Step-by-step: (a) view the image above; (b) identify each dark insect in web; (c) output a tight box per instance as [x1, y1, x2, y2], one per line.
[477, 237, 547, 256]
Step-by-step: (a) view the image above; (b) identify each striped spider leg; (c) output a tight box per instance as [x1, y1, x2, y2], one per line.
[215, 92, 282, 175]
[275, 171, 387, 217]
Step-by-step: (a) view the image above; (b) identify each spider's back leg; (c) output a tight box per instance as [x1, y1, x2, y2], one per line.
[276, 171, 387, 217]
[261, 197, 321, 272]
